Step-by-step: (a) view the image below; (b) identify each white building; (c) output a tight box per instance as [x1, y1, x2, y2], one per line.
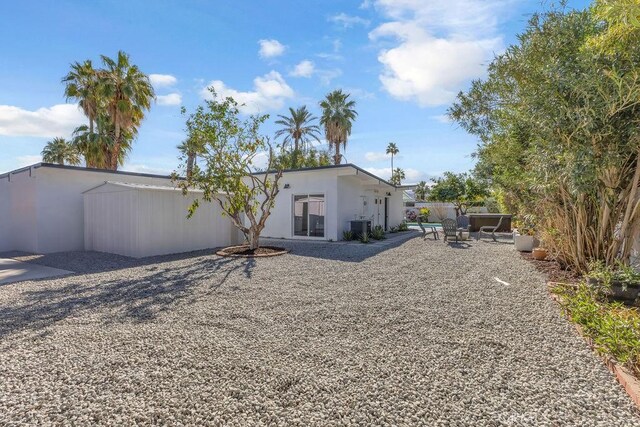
[0, 163, 403, 256]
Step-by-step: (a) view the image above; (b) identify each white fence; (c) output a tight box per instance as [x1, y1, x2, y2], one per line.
[404, 202, 488, 222]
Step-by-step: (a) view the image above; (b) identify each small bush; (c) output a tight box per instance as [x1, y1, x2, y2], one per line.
[389, 226, 398, 233]
[360, 232, 371, 244]
[371, 225, 385, 240]
[419, 207, 430, 222]
[555, 283, 640, 376]
[587, 260, 640, 287]
[397, 221, 409, 232]
[405, 210, 418, 221]
[342, 230, 354, 241]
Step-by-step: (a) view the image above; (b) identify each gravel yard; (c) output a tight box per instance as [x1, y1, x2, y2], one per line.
[0, 233, 638, 426]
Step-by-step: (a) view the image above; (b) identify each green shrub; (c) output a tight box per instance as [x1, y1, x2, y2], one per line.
[371, 225, 385, 240]
[555, 283, 640, 376]
[342, 230, 354, 241]
[360, 231, 370, 244]
[587, 260, 640, 287]
[397, 221, 409, 232]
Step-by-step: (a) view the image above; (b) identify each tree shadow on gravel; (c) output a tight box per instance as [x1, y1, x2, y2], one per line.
[0, 255, 255, 339]
[264, 231, 421, 262]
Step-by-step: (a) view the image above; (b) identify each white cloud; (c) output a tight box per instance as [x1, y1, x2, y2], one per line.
[329, 13, 371, 28]
[0, 104, 85, 138]
[317, 68, 343, 86]
[291, 60, 315, 78]
[360, 0, 372, 9]
[369, 0, 509, 106]
[157, 93, 182, 106]
[365, 166, 427, 183]
[258, 39, 286, 58]
[17, 155, 42, 167]
[431, 114, 452, 124]
[149, 74, 177, 88]
[200, 71, 295, 114]
[365, 151, 389, 162]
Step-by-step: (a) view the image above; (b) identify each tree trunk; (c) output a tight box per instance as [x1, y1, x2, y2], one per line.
[186, 153, 195, 179]
[391, 155, 394, 175]
[248, 227, 260, 250]
[334, 144, 341, 165]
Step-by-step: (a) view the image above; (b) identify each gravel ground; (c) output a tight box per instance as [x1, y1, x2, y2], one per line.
[0, 233, 638, 426]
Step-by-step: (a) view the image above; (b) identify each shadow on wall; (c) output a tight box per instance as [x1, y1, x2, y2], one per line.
[0, 254, 255, 339]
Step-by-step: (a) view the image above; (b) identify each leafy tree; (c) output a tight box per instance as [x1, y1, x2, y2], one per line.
[414, 180, 429, 201]
[62, 51, 155, 170]
[177, 90, 282, 251]
[178, 133, 206, 179]
[41, 137, 81, 165]
[449, 4, 640, 271]
[319, 90, 357, 165]
[428, 172, 488, 216]
[390, 168, 405, 186]
[274, 106, 321, 168]
[386, 142, 399, 172]
[272, 148, 331, 170]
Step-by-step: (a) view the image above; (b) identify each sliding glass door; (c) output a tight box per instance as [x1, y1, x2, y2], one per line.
[293, 194, 325, 237]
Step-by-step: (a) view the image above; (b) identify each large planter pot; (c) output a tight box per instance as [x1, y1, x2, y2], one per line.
[587, 277, 640, 303]
[514, 234, 536, 252]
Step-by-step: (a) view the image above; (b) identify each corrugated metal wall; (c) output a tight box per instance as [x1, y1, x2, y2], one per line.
[84, 184, 238, 258]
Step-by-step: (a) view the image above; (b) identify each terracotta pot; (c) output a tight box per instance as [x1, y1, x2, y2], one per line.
[532, 247, 548, 260]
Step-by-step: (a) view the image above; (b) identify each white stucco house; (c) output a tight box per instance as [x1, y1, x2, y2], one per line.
[0, 163, 403, 257]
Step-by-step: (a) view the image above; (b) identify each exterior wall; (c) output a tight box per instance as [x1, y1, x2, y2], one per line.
[408, 202, 488, 222]
[0, 178, 8, 252]
[260, 169, 340, 241]
[0, 169, 38, 252]
[84, 184, 238, 258]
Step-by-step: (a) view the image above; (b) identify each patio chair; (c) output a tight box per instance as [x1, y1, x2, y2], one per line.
[441, 218, 459, 243]
[417, 219, 438, 240]
[456, 214, 470, 230]
[476, 216, 504, 242]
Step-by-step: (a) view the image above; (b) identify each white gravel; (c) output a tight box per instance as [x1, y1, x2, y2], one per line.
[0, 233, 638, 426]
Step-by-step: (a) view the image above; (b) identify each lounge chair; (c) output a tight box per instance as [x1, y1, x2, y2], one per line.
[417, 219, 438, 240]
[477, 216, 504, 242]
[441, 218, 459, 242]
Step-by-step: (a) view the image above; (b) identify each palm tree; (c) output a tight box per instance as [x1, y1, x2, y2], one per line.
[63, 60, 100, 135]
[391, 168, 405, 186]
[178, 135, 205, 179]
[41, 137, 81, 165]
[100, 50, 155, 170]
[319, 90, 357, 165]
[386, 142, 399, 172]
[414, 180, 429, 201]
[275, 106, 322, 168]
[72, 122, 111, 168]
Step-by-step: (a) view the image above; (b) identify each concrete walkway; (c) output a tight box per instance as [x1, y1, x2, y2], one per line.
[0, 258, 72, 285]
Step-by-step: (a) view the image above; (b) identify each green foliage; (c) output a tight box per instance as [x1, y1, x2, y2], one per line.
[41, 137, 81, 165]
[414, 181, 429, 201]
[389, 226, 399, 233]
[177, 89, 282, 250]
[360, 231, 370, 243]
[390, 168, 405, 186]
[342, 230, 355, 241]
[272, 148, 332, 170]
[274, 106, 322, 168]
[449, 5, 640, 272]
[63, 51, 154, 170]
[555, 284, 640, 376]
[397, 221, 409, 232]
[419, 208, 430, 221]
[371, 225, 386, 240]
[428, 172, 489, 215]
[319, 90, 357, 165]
[588, 260, 640, 287]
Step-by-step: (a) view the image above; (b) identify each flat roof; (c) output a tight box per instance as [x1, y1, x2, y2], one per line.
[1, 162, 397, 188]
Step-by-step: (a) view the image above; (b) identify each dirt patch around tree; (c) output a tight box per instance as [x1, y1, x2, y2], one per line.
[216, 245, 289, 258]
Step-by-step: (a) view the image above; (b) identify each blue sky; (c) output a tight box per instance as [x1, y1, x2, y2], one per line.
[0, 0, 590, 183]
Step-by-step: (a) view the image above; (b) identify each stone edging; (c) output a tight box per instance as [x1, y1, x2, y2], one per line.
[547, 283, 640, 409]
[216, 246, 290, 258]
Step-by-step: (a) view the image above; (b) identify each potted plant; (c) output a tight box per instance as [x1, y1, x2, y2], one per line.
[587, 261, 640, 303]
[513, 221, 537, 252]
[532, 247, 548, 260]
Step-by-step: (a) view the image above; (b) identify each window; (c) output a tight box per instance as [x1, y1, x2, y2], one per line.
[293, 194, 325, 237]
